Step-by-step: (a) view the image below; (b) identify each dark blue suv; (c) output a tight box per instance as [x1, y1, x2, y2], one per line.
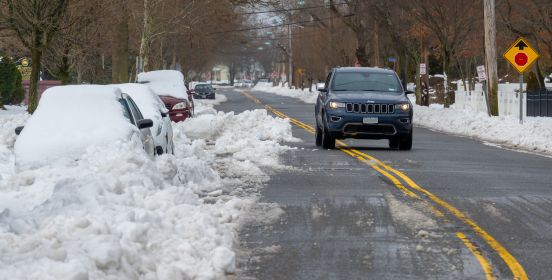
[315, 67, 414, 150]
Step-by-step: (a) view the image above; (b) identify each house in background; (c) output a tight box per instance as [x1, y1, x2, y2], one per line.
[211, 65, 230, 84]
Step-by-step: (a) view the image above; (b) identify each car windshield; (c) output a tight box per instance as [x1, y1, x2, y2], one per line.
[331, 72, 402, 94]
[195, 84, 212, 90]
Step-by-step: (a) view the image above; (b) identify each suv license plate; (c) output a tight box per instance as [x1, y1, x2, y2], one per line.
[363, 117, 378, 124]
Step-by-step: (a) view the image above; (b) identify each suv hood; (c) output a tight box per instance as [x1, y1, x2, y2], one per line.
[329, 91, 407, 103]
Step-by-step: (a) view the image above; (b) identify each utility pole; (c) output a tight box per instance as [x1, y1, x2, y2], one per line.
[288, 13, 293, 89]
[484, 0, 499, 116]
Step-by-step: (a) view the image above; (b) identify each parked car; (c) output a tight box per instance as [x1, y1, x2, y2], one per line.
[137, 70, 193, 122]
[14, 85, 155, 169]
[113, 83, 174, 155]
[315, 67, 414, 150]
[242, 80, 254, 88]
[193, 83, 216, 99]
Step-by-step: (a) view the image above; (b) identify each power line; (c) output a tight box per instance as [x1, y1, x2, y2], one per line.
[209, 14, 353, 35]
[235, 3, 348, 15]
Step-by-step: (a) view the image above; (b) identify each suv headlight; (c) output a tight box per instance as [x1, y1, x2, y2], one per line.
[395, 103, 410, 112]
[328, 101, 345, 109]
[172, 101, 188, 110]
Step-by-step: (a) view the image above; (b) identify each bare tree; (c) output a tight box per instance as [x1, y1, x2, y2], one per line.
[0, 0, 69, 113]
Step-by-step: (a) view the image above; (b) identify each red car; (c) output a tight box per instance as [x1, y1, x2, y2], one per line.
[159, 95, 193, 122]
[137, 70, 194, 122]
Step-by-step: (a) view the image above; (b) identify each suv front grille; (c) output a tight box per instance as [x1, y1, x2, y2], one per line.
[346, 103, 395, 114]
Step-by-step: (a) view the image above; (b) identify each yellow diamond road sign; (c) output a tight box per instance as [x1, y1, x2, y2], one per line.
[503, 37, 539, 74]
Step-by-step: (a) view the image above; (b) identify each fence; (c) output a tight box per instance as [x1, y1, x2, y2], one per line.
[527, 89, 552, 117]
[454, 82, 552, 118]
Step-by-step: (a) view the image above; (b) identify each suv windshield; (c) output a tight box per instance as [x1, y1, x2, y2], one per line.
[332, 72, 402, 94]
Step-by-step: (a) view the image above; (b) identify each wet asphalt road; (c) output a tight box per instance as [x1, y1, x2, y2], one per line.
[215, 88, 552, 280]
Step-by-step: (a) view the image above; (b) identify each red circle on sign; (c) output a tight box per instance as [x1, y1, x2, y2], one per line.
[515, 53, 528, 66]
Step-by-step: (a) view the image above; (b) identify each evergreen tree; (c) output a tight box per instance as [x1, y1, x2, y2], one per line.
[0, 57, 18, 109]
[12, 71, 25, 105]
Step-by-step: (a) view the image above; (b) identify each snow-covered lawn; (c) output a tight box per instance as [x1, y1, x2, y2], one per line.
[253, 85, 552, 155]
[253, 84, 317, 104]
[0, 97, 294, 279]
[414, 104, 552, 155]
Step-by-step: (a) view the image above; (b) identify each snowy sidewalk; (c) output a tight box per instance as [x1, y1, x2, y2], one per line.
[0, 95, 294, 279]
[253, 85, 552, 156]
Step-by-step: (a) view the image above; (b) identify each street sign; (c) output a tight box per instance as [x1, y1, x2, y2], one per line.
[503, 37, 539, 74]
[476, 65, 487, 82]
[420, 63, 427, 75]
[503, 37, 540, 125]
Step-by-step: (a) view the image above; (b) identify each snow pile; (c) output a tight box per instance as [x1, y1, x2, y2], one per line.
[137, 70, 187, 99]
[0, 98, 293, 278]
[0, 107, 28, 179]
[414, 104, 552, 154]
[253, 84, 317, 104]
[14, 85, 135, 169]
[193, 94, 228, 116]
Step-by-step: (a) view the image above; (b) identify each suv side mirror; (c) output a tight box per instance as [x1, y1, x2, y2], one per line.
[15, 126, 24, 135]
[137, 119, 154, 129]
[316, 83, 326, 92]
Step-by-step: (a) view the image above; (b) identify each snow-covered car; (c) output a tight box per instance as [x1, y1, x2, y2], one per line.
[137, 70, 194, 122]
[113, 83, 174, 155]
[243, 80, 254, 88]
[14, 85, 155, 169]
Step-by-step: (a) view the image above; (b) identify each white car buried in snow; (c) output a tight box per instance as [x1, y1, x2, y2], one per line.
[14, 85, 155, 169]
[113, 83, 174, 155]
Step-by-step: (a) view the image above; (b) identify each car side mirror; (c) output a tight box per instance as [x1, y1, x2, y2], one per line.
[137, 119, 154, 129]
[404, 90, 415, 95]
[15, 126, 24, 135]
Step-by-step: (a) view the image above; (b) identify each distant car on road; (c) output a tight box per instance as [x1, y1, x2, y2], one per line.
[113, 84, 174, 155]
[137, 70, 193, 122]
[193, 83, 216, 99]
[14, 85, 155, 169]
[315, 67, 414, 150]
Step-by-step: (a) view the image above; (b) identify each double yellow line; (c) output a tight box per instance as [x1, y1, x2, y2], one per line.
[242, 91, 528, 280]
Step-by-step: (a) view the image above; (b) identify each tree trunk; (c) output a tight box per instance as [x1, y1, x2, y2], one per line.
[111, 0, 129, 83]
[355, 33, 370, 66]
[373, 21, 380, 67]
[28, 49, 43, 114]
[139, 0, 154, 72]
[484, 0, 499, 116]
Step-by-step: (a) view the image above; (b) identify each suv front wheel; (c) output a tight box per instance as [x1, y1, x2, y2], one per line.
[321, 114, 336, 149]
[315, 124, 322, 146]
[389, 130, 413, 150]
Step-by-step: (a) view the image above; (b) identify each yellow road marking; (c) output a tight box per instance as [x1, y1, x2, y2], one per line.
[241, 91, 528, 280]
[457, 232, 497, 280]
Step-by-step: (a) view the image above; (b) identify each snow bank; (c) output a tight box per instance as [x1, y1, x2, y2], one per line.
[0, 97, 293, 278]
[193, 94, 228, 116]
[414, 105, 552, 154]
[0, 107, 28, 180]
[253, 84, 317, 104]
[14, 85, 135, 169]
[138, 70, 187, 99]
